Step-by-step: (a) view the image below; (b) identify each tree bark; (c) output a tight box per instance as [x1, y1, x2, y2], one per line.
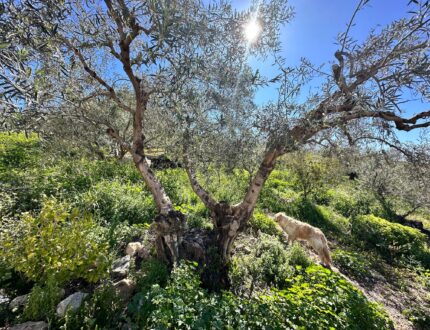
[237, 148, 281, 215]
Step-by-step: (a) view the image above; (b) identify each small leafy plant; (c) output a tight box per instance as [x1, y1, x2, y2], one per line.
[23, 276, 63, 321]
[0, 198, 110, 284]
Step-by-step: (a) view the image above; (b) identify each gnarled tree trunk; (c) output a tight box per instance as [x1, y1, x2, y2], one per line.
[173, 147, 281, 290]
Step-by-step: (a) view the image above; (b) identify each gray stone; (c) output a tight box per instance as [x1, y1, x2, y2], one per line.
[9, 321, 48, 330]
[111, 255, 131, 278]
[0, 289, 9, 305]
[113, 278, 136, 301]
[56, 292, 88, 317]
[9, 294, 28, 311]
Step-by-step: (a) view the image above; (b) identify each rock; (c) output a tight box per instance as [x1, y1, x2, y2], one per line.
[0, 289, 9, 305]
[126, 242, 143, 257]
[111, 255, 131, 278]
[9, 294, 28, 311]
[56, 292, 88, 317]
[9, 321, 48, 330]
[113, 278, 136, 301]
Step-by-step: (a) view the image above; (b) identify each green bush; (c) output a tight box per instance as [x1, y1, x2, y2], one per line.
[283, 152, 342, 199]
[127, 259, 171, 328]
[249, 211, 282, 236]
[136, 259, 170, 292]
[0, 132, 40, 170]
[258, 170, 298, 212]
[230, 234, 310, 295]
[286, 241, 312, 268]
[352, 215, 429, 264]
[157, 168, 196, 206]
[326, 186, 383, 218]
[175, 202, 212, 230]
[265, 169, 293, 190]
[274, 265, 393, 329]
[204, 168, 250, 204]
[107, 222, 150, 252]
[0, 133, 45, 213]
[23, 276, 63, 321]
[403, 307, 430, 330]
[78, 180, 157, 225]
[332, 249, 373, 282]
[0, 199, 110, 284]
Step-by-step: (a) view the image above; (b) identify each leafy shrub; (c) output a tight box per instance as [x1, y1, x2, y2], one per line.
[203, 168, 250, 204]
[352, 215, 429, 264]
[136, 259, 170, 292]
[0, 199, 110, 284]
[417, 268, 430, 290]
[23, 276, 63, 321]
[61, 284, 124, 330]
[157, 168, 196, 206]
[176, 202, 212, 230]
[0, 132, 40, 170]
[0, 133, 45, 213]
[403, 307, 430, 330]
[0, 191, 17, 218]
[79, 180, 157, 225]
[286, 241, 312, 268]
[107, 222, 150, 252]
[258, 170, 298, 212]
[332, 249, 373, 282]
[274, 265, 393, 329]
[127, 259, 171, 327]
[131, 262, 392, 329]
[326, 186, 383, 218]
[265, 169, 293, 190]
[141, 262, 217, 329]
[249, 211, 282, 236]
[230, 234, 310, 295]
[310, 204, 350, 234]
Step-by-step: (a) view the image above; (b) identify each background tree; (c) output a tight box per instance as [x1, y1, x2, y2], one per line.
[282, 152, 341, 200]
[356, 144, 430, 232]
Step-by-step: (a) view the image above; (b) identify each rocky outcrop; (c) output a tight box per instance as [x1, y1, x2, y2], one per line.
[56, 292, 88, 317]
[9, 294, 28, 311]
[111, 255, 131, 279]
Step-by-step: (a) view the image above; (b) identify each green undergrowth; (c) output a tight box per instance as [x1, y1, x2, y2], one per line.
[2, 132, 429, 329]
[352, 215, 430, 267]
[128, 262, 392, 329]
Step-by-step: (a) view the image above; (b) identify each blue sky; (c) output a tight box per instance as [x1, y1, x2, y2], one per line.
[231, 0, 427, 142]
[233, 0, 408, 68]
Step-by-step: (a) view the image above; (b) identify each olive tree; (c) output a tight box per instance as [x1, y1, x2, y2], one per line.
[1, 0, 292, 287]
[169, 0, 430, 288]
[357, 145, 430, 228]
[2, 0, 430, 289]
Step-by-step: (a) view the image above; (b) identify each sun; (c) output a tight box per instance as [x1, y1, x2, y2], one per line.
[243, 19, 262, 43]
